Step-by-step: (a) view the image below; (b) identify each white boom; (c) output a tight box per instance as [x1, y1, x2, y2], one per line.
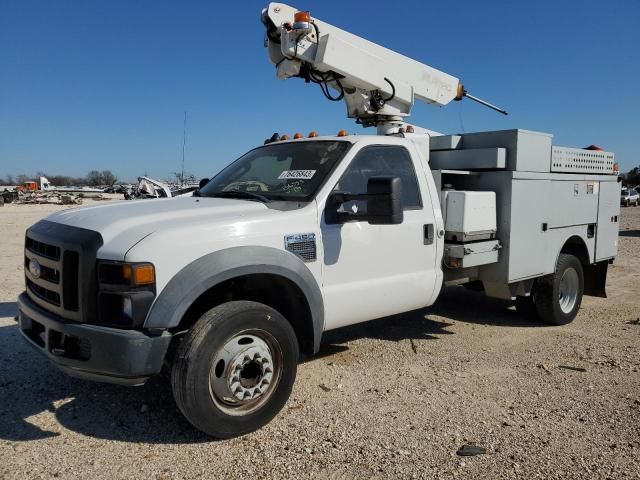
[262, 3, 506, 134]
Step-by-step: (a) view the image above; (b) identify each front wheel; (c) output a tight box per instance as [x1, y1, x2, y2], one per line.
[534, 254, 584, 325]
[171, 301, 299, 438]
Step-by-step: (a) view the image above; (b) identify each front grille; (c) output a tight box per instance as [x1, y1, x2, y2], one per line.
[63, 251, 79, 311]
[24, 221, 102, 323]
[25, 233, 79, 318]
[27, 278, 61, 306]
[26, 237, 60, 260]
[24, 257, 60, 284]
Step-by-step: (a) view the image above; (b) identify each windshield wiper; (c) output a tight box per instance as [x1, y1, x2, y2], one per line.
[209, 190, 270, 203]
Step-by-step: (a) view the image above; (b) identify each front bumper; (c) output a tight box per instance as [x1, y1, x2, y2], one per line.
[17, 292, 171, 386]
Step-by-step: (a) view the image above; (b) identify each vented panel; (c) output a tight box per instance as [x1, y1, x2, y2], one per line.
[284, 233, 316, 262]
[551, 147, 615, 174]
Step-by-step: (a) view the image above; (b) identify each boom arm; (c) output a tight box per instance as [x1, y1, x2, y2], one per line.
[262, 3, 506, 133]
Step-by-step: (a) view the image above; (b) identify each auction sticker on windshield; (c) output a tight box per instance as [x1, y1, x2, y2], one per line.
[278, 170, 316, 180]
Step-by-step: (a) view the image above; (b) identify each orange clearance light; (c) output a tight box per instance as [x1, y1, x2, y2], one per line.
[292, 11, 311, 32]
[293, 132, 303, 139]
[337, 130, 348, 137]
[308, 131, 318, 138]
[280, 134, 290, 141]
[134, 264, 155, 285]
[294, 11, 311, 23]
[613, 163, 619, 175]
[405, 125, 415, 133]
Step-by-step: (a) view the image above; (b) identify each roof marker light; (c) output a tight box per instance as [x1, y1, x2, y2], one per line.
[293, 132, 303, 139]
[308, 131, 318, 138]
[280, 134, 290, 141]
[337, 130, 348, 137]
[292, 11, 311, 32]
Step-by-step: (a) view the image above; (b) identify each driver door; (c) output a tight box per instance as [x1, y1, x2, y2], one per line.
[320, 144, 439, 330]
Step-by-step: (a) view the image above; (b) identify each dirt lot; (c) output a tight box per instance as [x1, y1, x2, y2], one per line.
[0, 201, 638, 479]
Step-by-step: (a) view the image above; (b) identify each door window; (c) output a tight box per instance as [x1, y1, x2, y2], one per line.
[334, 145, 422, 212]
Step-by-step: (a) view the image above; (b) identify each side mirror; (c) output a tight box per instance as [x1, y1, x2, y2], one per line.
[325, 176, 403, 225]
[199, 178, 210, 189]
[366, 176, 403, 224]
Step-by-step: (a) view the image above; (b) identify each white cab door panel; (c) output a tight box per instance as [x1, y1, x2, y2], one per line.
[320, 143, 439, 330]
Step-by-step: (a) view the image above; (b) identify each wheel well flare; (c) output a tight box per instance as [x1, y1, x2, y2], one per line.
[175, 274, 315, 355]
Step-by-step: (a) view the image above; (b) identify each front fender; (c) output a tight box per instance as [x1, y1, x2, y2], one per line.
[144, 246, 325, 352]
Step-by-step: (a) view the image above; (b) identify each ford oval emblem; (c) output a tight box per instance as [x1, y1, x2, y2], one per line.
[29, 259, 41, 279]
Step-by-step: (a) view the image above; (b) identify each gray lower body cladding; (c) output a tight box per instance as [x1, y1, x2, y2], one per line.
[17, 292, 171, 385]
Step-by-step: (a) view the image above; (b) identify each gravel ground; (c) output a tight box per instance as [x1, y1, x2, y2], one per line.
[0, 201, 639, 479]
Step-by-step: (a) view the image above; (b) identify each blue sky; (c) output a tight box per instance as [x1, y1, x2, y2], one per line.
[1, 0, 639, 181]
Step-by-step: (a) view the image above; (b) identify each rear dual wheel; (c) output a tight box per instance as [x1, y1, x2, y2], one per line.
[516, 253, 584, 325]
[171, 301, 299, 438]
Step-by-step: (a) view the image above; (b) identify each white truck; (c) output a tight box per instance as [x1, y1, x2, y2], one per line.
[16, 3, 621, 438]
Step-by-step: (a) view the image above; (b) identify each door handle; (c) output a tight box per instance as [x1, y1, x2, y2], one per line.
[424, 224, 434, 245]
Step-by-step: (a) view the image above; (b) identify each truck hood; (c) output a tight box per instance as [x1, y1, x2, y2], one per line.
[45, 197, 276, 259]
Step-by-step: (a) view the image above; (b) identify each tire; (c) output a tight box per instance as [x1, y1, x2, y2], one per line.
[171, 300, 299, 438]
[515, 294, 538, 321]
[534, 254, 584, 325]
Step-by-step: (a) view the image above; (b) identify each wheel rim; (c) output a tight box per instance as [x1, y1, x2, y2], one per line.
[558, 267, 579, 314]
[208, 330, 283, 416]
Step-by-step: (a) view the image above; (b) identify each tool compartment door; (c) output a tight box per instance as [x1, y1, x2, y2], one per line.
[595, 181, 620, 261]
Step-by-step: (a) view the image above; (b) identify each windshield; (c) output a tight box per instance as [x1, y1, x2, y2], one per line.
[200, 141, 351, 201]
[621, 189, 629, 195]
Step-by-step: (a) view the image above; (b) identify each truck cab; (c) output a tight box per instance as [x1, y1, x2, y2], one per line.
[18, 133, 446, 437]
[17, 180, 38, 192]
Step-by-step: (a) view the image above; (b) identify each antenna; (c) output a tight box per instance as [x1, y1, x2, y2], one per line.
[461, 90, 508, 116]
[181, 111, 187, 186]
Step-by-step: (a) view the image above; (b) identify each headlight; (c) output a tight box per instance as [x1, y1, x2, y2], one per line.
[99, 262, 155, 286]
[97, 261, 156, 329]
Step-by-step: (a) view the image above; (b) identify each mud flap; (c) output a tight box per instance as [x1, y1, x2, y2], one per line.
[584, 261, 608, 298]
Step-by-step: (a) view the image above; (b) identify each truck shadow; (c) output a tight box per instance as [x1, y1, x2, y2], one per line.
[318, 308, 454, 359]
[0, 287, 533, 445]
[429, 286, 542, 327]
[319, 286, 539, 354]
[0, 301, 18, 319]
[0, 323, 210, 444]
[316, 286, 538, 359]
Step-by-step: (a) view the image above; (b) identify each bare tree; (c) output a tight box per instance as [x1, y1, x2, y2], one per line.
[623, 166, 640, 186]
[15, 174, 30, 185]
[48, 175, 84, 186]
[85, 170, 104, 186]
[0, 175, 14, 186]
[101, 170, 117, 186]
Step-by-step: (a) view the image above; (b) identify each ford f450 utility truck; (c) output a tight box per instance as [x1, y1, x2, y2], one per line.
[16, 3, 621, 438]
